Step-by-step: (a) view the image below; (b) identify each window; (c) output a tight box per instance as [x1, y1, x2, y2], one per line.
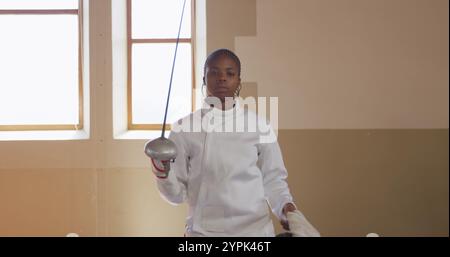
[127, 0, 195, 131]
[0, 0, 83, 131]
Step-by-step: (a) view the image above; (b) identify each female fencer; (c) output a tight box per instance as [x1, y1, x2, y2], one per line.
[148, 49, 320, 237]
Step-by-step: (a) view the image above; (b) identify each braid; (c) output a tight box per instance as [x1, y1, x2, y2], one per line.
[203, 48, 241, 77]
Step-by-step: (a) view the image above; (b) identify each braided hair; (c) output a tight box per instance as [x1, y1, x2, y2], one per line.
[203, 48, 241, 78]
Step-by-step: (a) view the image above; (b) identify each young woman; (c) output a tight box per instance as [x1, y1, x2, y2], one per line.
[149, 49, 319, 237]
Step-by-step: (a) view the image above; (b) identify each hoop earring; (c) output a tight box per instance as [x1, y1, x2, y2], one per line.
[234, 84, 242, 97]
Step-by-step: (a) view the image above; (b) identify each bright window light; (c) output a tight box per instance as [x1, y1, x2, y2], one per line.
[132, 43, 192, 124]
[0, 15, 79, 125]
[128, 0, 194, 130]
[132, 0, 191, 39]
[0, 0, 78, 10]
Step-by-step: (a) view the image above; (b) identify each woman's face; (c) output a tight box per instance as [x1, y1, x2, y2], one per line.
[204, 55, 241, 102]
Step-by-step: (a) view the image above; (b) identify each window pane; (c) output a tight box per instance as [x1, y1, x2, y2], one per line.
[132, 43, 192, 125]
[0, 0, 78, 9]
[132, 0, 191, 39]
[0, 15, 79, 125]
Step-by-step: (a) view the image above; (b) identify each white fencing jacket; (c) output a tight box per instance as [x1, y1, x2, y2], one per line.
[156, 98, 294, 236]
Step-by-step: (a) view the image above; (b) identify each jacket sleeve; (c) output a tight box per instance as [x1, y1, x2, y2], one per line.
[257, 136, 295, 221]
[155, 130, 189, 205]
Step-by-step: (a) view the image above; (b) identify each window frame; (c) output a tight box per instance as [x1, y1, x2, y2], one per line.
[126, 0, 196, 131]
[0, 0, 84, 131]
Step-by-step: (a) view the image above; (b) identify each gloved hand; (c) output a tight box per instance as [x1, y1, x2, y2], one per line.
[286, 210, 321, 237]
[150, 158, 171, 179]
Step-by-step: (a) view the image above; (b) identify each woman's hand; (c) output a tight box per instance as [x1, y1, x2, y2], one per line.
[281, 203, 321, 237]
[150, 158, 171, 179]
[280, 202, 297, 230]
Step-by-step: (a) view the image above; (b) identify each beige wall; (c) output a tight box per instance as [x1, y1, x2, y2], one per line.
[235, 0, 449, 129]
[0, 0, 448, 236]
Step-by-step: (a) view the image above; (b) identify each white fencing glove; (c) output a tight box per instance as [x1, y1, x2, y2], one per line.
[150, 158, 171, 179]
[287, 210, 321, 237]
